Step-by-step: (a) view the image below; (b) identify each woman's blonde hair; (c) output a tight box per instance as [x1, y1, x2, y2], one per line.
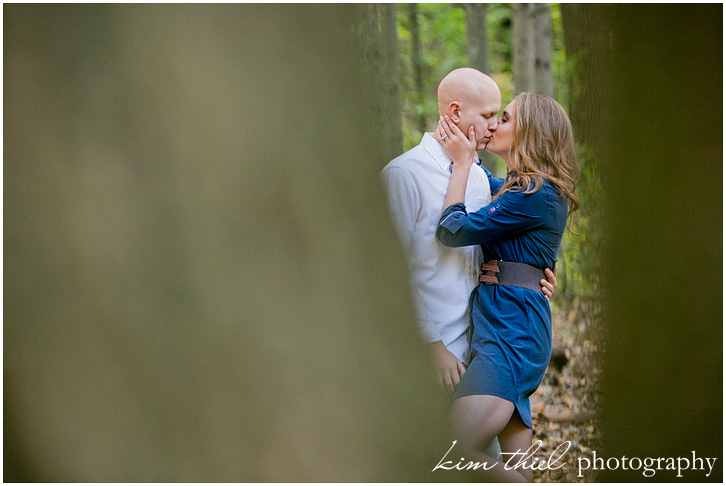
[495, 92, 580, 215]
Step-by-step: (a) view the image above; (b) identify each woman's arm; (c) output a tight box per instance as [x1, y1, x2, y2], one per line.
[437, 188, 547, 247]
[437, 115, 478, 210]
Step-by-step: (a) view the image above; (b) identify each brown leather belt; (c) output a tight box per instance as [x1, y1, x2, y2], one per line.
[479, 260, 546, 292]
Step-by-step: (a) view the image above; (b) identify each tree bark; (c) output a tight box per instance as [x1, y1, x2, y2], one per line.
[558, 4, 611, 308]
[463, 3, 489, 74]
[561, 4, 609, 153]
[460, 3, 498, 171]
[512, 3, 535, 93]
[360, 4, 403, 162]
[408, 4, 427, 133]
[380, 4, 403, 158]
[533, 4, 554, 97]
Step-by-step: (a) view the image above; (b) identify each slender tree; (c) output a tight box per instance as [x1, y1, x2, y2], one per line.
[463, 3, 489, 73]
[408, 4, 427, 133]
[533, 4, 554, 97]
[360, 4, 403, 161]
[459, 3, 498, 171]
[512, 3, 535, 93]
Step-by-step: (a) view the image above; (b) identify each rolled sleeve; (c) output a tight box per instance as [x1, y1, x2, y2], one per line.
[438, 203, 468, 236]
[437, 189, 547, 247]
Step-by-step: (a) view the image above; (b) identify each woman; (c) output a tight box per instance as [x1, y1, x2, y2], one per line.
[435, 92, 579, 482]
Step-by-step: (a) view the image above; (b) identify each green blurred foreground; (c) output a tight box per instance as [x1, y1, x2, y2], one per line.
[4, 5, 448, 481]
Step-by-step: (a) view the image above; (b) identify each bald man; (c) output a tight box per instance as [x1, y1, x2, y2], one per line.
[381, 68, 556, 396]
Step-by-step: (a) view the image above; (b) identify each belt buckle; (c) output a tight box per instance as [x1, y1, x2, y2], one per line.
[479, 260, 500, 285]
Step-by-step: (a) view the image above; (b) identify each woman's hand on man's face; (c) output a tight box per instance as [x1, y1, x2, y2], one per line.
[437, 115, 477, 168]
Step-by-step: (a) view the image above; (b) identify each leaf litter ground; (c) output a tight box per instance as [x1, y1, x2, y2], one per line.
[531, 307, 602, 482]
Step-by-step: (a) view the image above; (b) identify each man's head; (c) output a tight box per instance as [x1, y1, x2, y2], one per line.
[437, 68, 501, 151]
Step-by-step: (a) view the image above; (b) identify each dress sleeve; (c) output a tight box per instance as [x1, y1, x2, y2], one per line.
[437, 188, 547, 247]
[480, 164, 505, 194]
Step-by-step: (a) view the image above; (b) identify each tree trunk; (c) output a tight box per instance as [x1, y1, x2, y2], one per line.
[595, 5, 722, 480]
[558, 4, 610, 312]
[359, 4, 403, 162]
[408, 3, 427, 133]
[512, 3, 535, 93]
[461, 3, 498, 171]
[380, 4, 402, 158]
[560, 4, 722, 481]
[463, 3, 489, 73]
[561, 4, 609, 153]
[533, 4, 554, 98]
[4, 4, 446, 481]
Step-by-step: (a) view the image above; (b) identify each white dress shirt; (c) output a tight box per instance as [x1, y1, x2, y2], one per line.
[381, 133, 492, 362]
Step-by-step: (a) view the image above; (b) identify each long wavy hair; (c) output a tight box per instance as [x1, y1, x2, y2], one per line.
[495, 92, 580, 217]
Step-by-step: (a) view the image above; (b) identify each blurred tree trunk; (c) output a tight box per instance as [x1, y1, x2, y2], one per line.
[4, 4, 447, 481]
[595, 5, 722, 480]
[380, 4, 402, 157]
[512, 3, 535, 93]
[533, 4, 554, 98]
[408, 4, 427, 133]
[360, 4, 403, 161]
[463, 3, 489, 74]
[561, 4, 609, 155]
[559, 4, 609, 311]
[514, 3, 553, 97]
[462, 3, 497, 170]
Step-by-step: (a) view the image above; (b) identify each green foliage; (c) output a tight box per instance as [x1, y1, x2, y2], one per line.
[397, 4, 469, 149]
[556, 142, 601, 308]
[396, 4, 572, 149]
[554, 141, 602, 323]
[550, 4, 570, 110]
[486, 4, 514, 79]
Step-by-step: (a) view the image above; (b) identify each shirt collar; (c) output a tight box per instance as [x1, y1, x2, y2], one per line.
[421, 132, 454, 172]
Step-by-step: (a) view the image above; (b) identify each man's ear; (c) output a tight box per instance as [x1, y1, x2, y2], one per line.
[448, 102, 461, 123]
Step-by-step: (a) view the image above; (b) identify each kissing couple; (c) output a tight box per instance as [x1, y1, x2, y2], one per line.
[382, 68, 579, 481]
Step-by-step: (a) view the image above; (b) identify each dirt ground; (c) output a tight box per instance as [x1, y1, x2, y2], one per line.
[531, 306, 602, 483]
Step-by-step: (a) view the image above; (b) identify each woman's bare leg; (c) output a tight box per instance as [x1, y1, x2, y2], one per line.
[498, 412, 535, 482]
[450, 394, 530, 482]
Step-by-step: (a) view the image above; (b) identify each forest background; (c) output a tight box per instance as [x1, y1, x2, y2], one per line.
[362, 3, 600, 320]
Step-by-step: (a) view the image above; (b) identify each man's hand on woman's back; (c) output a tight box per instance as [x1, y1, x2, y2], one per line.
[540, 263, 558, 301]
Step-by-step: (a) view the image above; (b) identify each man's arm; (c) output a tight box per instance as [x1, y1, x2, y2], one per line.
[381, 166, 466, 395]
[381, 166, 440, 343]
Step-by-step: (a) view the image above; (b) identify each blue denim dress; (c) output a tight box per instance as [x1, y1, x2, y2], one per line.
[436, 170, 568, 428]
